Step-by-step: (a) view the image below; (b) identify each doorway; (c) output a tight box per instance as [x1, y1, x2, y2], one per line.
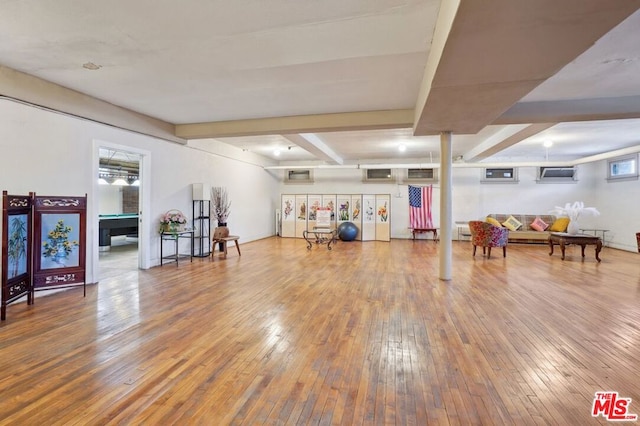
[97, 148, 141, 280]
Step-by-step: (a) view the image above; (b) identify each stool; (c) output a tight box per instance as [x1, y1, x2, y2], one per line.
[211, 226, 241, 258]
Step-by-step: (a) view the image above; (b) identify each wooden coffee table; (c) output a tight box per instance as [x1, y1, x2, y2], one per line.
[548, 232, 602, 262]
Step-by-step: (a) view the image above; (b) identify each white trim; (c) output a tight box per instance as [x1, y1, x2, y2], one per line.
[91, 140, 152, 284]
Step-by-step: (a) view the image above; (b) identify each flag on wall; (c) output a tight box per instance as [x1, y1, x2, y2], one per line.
[408, 185, 433, 229]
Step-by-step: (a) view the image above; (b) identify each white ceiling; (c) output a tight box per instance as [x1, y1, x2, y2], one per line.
[1, 1, 640, 166]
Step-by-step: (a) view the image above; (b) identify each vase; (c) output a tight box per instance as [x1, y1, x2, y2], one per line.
[217, 222, 227, 251]
[567, 220, 579, 235]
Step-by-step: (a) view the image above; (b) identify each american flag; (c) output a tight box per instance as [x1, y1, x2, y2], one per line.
[408, 185, 433, 229]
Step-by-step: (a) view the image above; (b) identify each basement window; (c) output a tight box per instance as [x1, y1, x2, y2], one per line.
[537, 166, 578, 183]
[363, 168, 395, 183]
[481, 167, 518, 183]
[607, 154, 638, 182]
[284, 169, 314, 184]
[405, 168, 438, 183]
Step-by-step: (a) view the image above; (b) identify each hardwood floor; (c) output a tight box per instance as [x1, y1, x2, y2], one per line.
[1, 238, 639, 425]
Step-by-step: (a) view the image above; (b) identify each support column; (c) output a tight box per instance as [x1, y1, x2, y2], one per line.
[439, 131, 453, 281]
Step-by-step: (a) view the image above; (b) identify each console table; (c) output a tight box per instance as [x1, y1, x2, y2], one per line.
[160, 230, 194, 266]
[548, 232, 602, 262]
[303, 227, 338, 250]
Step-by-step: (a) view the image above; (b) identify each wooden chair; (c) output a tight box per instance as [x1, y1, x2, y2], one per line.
[211, 226, 241, 258]
[468, 220, 509, 258]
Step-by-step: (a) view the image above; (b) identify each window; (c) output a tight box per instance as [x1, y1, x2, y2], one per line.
[481, 167, 518, 183]
[537, 166, 577, 183]
[363, 168, 395, 183]
[405, 168, 438, 183]
[284, 169, 314, 184]
[607, 154, 638, 181]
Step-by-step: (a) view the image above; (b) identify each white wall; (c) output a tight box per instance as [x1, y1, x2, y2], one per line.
[98, 185, 123, 214]
[0, 99, 279, 284]
[591, 160, 640, 252]
[277, 163, 609, 243]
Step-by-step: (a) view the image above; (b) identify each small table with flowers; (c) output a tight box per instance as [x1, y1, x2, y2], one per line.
[160, 230, 194, 266]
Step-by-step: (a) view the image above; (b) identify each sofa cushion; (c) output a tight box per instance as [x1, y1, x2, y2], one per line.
[530, 216, 549, 232]
[502, 215, 523, 231]
[549, 217, 570, 232]
[485, 216, 502, 227]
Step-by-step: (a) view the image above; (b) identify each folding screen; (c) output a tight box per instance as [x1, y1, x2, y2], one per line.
[1, 192, 33, 320]
[360, 194, 376, 241]
[375, 194, 391, 241]
[295, 195, 307, 238]
[306, 195, 321, 231]
[281, 195, 295, 238]
[350, 194, 363, 240]
[32, 195, 87, 297]
[321, 195, 336, 230]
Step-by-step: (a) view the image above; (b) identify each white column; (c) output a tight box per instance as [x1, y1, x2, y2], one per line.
[439, 131, 453, 281]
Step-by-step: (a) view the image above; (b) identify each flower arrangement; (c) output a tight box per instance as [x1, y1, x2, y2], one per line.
[550, 201, 599, 234]
[550, 201, 600, 221]
[42, 219, 79, 264]
[160, 209, 187, 233]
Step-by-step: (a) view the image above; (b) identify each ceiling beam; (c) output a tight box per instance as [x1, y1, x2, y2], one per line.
[283, 134, 343, 165]
[413, 0, 640, 135]
[175, 109, 414, 139]
[496, 96, 640, 124]
[463, 123, 557, 162]
[0, 65, 184, 145]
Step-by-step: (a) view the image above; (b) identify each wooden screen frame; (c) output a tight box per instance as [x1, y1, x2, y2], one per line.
[32, 194, 87, 298]
[1, 191, 34, 320]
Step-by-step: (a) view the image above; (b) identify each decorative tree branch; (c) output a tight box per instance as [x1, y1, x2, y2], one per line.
[211, 186, 231, 224]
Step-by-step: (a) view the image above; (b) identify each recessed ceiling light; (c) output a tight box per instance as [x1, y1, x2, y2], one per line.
[543, 140, 553, 148]
[398, 144, 407, 152]
[274, 149, 281, 156]
[82, 62, 102, 70]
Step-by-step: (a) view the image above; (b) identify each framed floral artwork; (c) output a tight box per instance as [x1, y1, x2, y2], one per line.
[2, 191, 34, 320]
[33, 195, 87, 296]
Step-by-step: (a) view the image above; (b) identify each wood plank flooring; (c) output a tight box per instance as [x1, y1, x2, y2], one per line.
[1, 237, 639, 425]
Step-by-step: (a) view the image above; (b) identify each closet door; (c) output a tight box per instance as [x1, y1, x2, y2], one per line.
[281, 195, 296, 238]
[375, 194, 391, 241]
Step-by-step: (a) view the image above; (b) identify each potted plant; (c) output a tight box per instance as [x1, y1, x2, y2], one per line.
[159, 210, 188, 234]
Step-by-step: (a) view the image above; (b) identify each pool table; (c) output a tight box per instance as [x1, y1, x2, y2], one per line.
[99, 214, 139, 250]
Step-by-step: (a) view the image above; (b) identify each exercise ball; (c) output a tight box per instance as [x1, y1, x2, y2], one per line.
[338, 222, 358, 241]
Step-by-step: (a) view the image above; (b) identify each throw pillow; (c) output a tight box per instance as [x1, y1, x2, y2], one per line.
[530, 216, 549, 232]
[485, 216, 502, 227]
[548, 217, 570, 232]
[502, 215, 522, 231]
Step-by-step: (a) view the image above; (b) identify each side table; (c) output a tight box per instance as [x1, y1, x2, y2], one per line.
[160, 230, 194, 266]
[303, 227, 338, 250]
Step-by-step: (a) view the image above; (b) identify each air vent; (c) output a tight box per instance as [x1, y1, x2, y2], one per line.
[284, 169, 313, 184]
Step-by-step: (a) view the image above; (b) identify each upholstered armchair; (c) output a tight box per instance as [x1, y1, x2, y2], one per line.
[468, 221, 509, 258]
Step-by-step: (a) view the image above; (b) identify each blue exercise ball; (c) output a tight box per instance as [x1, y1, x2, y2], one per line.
[338, 222, 358, 241]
